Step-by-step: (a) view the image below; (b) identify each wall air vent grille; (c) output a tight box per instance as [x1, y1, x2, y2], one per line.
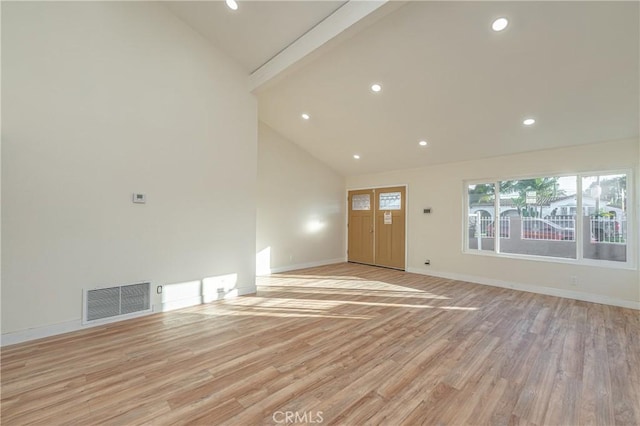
[84, 282, 151, 323]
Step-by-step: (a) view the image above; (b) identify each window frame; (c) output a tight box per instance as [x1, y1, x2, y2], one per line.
[463, 169, 636, 270]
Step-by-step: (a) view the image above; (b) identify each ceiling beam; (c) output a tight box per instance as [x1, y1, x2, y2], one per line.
[249, 0, 404, 93]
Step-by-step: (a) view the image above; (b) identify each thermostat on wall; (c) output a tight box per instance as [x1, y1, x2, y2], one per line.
[132, 193, 146, 204]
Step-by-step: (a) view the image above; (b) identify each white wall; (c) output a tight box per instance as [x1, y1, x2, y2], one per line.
[257, 123, 345, 273]
[1, 2, 257, 336]
[347, 138, 640, 307]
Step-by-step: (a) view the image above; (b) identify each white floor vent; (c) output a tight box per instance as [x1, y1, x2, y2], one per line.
[83, 282, 151, 324]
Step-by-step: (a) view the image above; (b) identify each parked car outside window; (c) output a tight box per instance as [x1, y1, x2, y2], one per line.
[522, 218, 574, 241]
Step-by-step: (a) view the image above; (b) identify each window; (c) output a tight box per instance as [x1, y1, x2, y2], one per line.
[582, 174, 628, 262]
[379, 192, 402, 210]
[352, 194, 371, 210]
[465, 171, 632, 265]
[467, 184, 496, 253]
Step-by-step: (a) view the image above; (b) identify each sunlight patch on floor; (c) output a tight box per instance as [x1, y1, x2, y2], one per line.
[202, 310, 372, 320]
[259, 286, 451, 300]
[439, 306, 479, 311]
[226, 296, 342, 310]
[270, 274, 366, 281]
[260, 276, 431, 293]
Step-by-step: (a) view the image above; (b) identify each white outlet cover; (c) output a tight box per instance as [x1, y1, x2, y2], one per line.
[132, 193, 146, 203]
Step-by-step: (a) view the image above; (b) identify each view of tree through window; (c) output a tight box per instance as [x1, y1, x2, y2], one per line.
[582, 174, 627, 262]
[467, 172, 629, 263]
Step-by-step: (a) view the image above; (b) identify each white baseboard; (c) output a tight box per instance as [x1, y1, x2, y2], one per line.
[2, 308, 160, 347]
[1, 318, 84, 347]
[406, 267, 640, 310]
[1, 285, 256, 347]
[266, 258, 347, 274]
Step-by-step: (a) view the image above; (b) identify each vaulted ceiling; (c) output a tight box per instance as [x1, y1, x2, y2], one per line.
[167, 1, 639, 176]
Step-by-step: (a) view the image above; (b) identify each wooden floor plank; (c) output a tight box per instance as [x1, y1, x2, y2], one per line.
[2, 262, 638, 425]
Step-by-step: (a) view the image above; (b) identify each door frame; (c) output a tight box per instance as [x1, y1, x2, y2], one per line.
[345, 184, 409, 270]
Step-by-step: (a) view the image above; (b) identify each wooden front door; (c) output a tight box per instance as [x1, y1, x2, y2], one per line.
[375, 186, 406, 269]
[348, 189, 375, 265]
[348, 186, 406, 270]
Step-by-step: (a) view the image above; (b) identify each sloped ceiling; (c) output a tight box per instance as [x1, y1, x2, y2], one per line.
[165, 1, 346, 72]
[170, 1, 640, 176]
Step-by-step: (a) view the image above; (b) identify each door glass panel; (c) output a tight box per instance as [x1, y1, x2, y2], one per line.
[352, 194, 371, 210]
[379, 192, 402, 210]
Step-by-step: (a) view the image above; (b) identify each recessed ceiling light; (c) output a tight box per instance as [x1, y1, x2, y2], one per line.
[226, 0, 238, 11]
[371, 84, 382, 93]
[301, 113, 310, 120]
[523, 118, 536, 126]
[419, 140, 428, 146]
[353, 154, 360, 160]
[492, 17, 508, 32]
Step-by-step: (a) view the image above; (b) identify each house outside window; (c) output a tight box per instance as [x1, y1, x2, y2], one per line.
[465, 171, 632, 266]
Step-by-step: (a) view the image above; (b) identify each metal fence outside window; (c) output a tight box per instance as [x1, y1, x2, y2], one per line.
[469, 215, 626, 245]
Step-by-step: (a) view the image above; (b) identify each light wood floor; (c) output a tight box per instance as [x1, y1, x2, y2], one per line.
[2, 263, 639, 425]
